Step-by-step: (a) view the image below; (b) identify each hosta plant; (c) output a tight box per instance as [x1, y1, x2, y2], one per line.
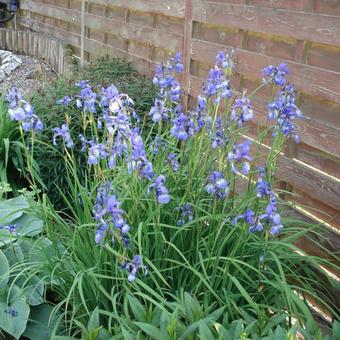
[4, 52, 339, 337]
[0, 193, 60, 339]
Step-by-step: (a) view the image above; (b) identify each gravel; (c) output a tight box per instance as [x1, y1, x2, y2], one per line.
[0, 53, 56, 98]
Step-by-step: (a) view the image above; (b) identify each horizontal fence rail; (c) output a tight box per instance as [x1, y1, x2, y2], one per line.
[17, 0, 340, 318]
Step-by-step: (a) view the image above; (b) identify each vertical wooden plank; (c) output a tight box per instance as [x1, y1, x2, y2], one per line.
[0, 29, 6, 50]
[183, 0, 193, 111]
[6, 29, 12, 51]
[17, 30, 23, 54]
[80, 0, 85, 66]
[11, 30, 18, 53]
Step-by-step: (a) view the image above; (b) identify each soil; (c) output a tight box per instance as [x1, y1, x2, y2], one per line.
[0, 54, 56, 98]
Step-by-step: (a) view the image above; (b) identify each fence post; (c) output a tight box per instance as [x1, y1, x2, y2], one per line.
[80, 0, 85, 66]
[183, 0, 193, 111]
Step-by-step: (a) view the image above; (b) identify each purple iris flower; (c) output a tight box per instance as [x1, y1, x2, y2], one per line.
[232, 209, 263, 233]
[56, 96, 72, 106]
[167, 153, 180, 172]
[231, 96, 254, 128]
[210, 117, 228, 149]
[258, 195, 284, 236]
[53, 124, 74, 148]
[148, 175, 170, 204]
[0, 224, 18, 234]
[205, 171, 229, 199]
[175, 203, 193, 225]
[268, 84, 303, 142]
[87, 142, 108, 165]
[93, 183, 131, 244]
[256, 167, 272, 198]
[6, 87, 21, 108]
[263, 63, 288, 86]
[123, 255, 147, 282]
[228, 140, 253, 175]
[149, 98, 169, 123]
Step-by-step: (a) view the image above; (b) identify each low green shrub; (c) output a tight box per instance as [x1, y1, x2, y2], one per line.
[0, 192, 60, 339]
[30, 56, 157, 209]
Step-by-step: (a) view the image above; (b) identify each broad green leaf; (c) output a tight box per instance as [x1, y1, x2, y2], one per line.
[333, 320, 340, 339]
[0, 286, 30, 339]
[198, 320, 214, 339]
[87, 307, 100, 330]
[0, 250, 9, 288]
[97, 328, 113, 340]
[3, 243, 24, 267]
[13, 213, 44, 237]
[160, 310, 170, 332]
[0, 195, 28, 225]
[128, 295, 146, 322]
[229, 320, 244, 339]
[23, 304, 59, 340]
[121, 327, 135, 340]
[274, 326, 286, 340]
[3, 138, 9, 167]
[24, 277, 44, 306]
[134, 322, 166, 340]
[184, 293, 202, 323]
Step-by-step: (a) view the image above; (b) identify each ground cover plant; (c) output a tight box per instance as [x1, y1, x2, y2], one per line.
[0, 52, 339, 339]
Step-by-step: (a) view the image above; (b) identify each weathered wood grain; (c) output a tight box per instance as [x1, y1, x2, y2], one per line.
[189, 73, 340, 159]
[89, 0, 185, 18]
[20, 0, 183, 52]
[191, 39, 340, 105]
[19, 16, 81, 48]
[193, 1, 340, 47]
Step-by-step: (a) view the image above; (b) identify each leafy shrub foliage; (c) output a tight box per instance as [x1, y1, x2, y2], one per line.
[30, 56, 157, 209]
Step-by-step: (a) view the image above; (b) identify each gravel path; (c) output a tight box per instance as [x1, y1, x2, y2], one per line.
[0, 54, 56, 98]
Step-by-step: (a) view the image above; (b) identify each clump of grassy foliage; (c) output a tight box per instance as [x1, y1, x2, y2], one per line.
[29, 56, 157, 209]
[1, 52, 339, 339]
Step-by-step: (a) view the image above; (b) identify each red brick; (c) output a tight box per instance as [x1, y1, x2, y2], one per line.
[155, 14, 184, 35]
[128, 10, 154, 27]
[247, 31, 297, 61]
[313, 0, 340, 15]
[251, 0, 309, 11]
[308, 43, 340, 73]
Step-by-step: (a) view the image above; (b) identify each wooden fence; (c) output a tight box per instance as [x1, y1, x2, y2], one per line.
[0, 28, 73, 74]
[17, 0, 340, 316]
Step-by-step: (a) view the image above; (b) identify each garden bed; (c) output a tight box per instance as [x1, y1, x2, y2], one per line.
[0, 53, 339, 339]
